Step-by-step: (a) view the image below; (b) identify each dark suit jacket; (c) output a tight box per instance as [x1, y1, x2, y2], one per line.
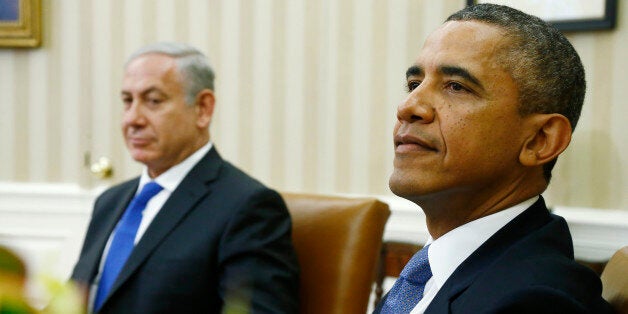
[72, 148, 300, 313]
[375, 197, 612, 314]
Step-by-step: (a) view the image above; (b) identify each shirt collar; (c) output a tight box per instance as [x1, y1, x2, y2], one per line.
[138, 142, 213, 194]
[427, 196, 539, 288]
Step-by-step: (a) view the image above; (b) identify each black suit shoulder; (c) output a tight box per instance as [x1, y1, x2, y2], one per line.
[437, 201, 612, 314]
[209, 159, 279, 201]
[182, 157, 300, 313]
[453, 237, 611, 313]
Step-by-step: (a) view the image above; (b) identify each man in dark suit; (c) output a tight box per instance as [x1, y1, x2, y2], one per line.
[71, 42, 299, 313]
[375, 4, 612, 314]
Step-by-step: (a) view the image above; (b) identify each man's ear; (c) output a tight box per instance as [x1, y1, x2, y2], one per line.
[195, 89, 215, 128]
[519, 114, 572, 167]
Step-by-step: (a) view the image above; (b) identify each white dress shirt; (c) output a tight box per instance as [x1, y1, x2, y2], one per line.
[88, 142, 212, 312]
[410, 196, 538, 314]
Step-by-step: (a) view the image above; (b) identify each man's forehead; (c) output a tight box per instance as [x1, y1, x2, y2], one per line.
[413, 20, 509, 71]
[123, 54, 182, 86]
[422, 20, 507, 52]
[125, 54, 177, 76]
[121, 54, 182, 94]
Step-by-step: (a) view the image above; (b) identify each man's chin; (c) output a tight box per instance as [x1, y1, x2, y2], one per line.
[128, 150, 153, 165]
[389, 173, 415, 199]
[389, 171, 432, 202]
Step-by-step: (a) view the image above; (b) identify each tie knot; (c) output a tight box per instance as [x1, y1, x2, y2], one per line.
[135, 181, 163, 206]
[400, 244, 432, 285]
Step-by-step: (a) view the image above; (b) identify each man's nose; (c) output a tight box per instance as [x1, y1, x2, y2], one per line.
[396, 86, 435, 124]
[123, 102, 146, 126]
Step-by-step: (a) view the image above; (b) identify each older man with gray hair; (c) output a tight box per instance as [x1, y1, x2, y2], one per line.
[72, 42, 299, 314]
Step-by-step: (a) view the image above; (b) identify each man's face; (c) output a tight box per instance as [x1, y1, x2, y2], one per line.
[121, 54, 204, 177]
[389, 21, 531, 206]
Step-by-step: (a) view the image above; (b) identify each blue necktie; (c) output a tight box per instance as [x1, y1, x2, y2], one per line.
[380, 244, 432, 314]
[94, 181, 163, 311]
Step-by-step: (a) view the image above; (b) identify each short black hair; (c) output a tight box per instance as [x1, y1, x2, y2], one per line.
[447, 4, 586, 183]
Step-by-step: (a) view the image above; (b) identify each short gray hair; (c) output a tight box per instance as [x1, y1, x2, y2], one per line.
[447, 4, 585, 183]
[126, 42, 215, 105]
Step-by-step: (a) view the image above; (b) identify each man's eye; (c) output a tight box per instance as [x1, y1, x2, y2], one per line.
[148, 98, 163, 105]
[447, 82, 468, 92]
[406, 81, 421, 92]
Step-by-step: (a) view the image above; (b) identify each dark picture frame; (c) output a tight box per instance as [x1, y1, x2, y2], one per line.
[467, 0, 617, 31]
[0, 0, 41, 47]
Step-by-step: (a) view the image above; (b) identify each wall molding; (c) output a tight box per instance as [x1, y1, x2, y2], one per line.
[0, 182, 100, 214]
[0, 183, 627, 281]
[0, 182, 97, 280]
[378, 195, 628, 262]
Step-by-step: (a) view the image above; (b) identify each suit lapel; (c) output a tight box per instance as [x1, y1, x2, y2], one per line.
[76, 181, 138, 283]
[425, 197, 551, 313]
[107, 148, 223, 299]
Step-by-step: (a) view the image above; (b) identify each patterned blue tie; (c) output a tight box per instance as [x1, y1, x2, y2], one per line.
[380, 244, 432, 314]
[94, 181, 163, 311]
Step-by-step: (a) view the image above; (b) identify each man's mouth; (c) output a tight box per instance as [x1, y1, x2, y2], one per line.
[394, 133, 438, 153]
[128, 137, 151, 146]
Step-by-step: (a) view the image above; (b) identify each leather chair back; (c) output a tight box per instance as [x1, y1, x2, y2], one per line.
[282, 193, 390, 314]
[601, 246, 628, 314]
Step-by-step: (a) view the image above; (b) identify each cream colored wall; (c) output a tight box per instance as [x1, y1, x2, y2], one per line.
[0, 0, 625, 210]
[547, 16, 628, 210]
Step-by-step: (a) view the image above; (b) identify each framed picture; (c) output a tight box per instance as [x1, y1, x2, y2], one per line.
[0, 0, 41, 47]
[467, 0, 617, 31]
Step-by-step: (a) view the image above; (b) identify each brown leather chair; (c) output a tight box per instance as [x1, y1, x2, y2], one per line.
[282, 193, 390, 314]
[601, 246, 628, 314]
